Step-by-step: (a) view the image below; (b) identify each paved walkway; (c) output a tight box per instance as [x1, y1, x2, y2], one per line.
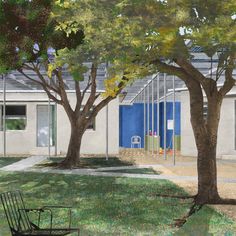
[1, 156, 236, 184]
[1, 156, 48, 171]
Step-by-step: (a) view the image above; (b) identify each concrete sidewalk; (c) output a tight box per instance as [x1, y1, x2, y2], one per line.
[1, 156, 48, 171]
[1, 156, 236, 184]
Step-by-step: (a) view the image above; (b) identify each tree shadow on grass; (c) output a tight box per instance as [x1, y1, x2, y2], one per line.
[174, 205, 236, 236]
[0, 157, 25, 168]
[36, 157, 134, 169]
[101, 168, 162, 175]
[0, 171, 190, 235]
[0, 171, 234, 235]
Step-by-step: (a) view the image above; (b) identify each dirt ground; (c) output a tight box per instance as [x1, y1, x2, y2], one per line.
[119, 149, 236, 222]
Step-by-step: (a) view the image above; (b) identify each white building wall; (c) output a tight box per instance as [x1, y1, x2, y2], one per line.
[0, 92, 45, 155]
[180, 91, 197, 157]
[217, 96, 236, 157]
[57, 92, 119, 155]
[181, 87, 236, 158]
[0, 91, 119, 156]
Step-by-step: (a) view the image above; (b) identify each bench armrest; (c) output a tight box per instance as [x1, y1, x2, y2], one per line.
[19, 208, 52, 229]
[20, 206, 74, 230]
[41, 205, 73, 229]
[42, 205, 72, 209]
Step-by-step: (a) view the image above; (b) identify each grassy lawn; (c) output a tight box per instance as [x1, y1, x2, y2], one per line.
[0, 158, 235, 235]
[101, 168, 162, 175]
[0, 169, 235, 235]
[174, 206, 236, 236]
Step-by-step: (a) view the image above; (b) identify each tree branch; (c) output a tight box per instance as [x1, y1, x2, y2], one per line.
[90, 76, 128, 120]
[174, 58, 207, 85]
[82, 63, 97, 116]
[216, 65, 225, 82]
[17, 69, 44, 87]
[81, 75, 92, 101]
[218, 55, 236, 97]
[31, 63, 61, 95]
[54, 69, 75, 118]
[174, 58, 221, 99]
[18, 68, 63, 104]
[22, 63, 36, 71]
[150, 59, 190, 82]
[42, 85, 63, 105]
[74, 81, 82, 116]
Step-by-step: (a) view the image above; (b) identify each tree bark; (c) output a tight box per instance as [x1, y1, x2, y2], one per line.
[59, 120, 84, 168]
[196, 96, 223, 204]
[186, 78, 223, 204]
[153, 57, 236, 206]
[195, 137, 220, 204]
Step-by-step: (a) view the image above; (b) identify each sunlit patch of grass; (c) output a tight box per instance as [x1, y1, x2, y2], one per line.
[0, 171, 235, 235]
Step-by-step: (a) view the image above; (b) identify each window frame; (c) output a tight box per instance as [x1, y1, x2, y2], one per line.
[36, 104, 56, 147]
[0, 105, 27, 131]
[81, 106, 96, 131]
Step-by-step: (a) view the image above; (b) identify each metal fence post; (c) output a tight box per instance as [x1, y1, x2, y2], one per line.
[173, 75, 176, 165]
[164, 73, 167, 160]
[3, 74, 6, 157]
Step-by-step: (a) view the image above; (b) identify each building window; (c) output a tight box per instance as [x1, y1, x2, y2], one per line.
[0, 105, 26, 130]
[37, 105, 55, 147]
[81, 107, 96, 130]
[87, 116, 95, 130]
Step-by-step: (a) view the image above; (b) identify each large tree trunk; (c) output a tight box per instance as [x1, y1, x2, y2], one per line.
[189, 95, 236, 205]
[187, 79, 222, 204]
[195, 135, 220, 204]
[60, 120, 84, 168]
[195, 97, 222, 204]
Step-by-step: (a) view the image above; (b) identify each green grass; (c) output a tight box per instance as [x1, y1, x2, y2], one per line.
[101, 168, 162, 175]
[0, 170, 235, 235]
[174, 206, 236, 236]
[0, 157, 25, 168]
[37, 157, 134, 169]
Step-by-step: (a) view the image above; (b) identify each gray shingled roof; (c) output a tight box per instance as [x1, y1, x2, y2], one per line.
[122, 52, 236, 104]
[0, 54, 235, 105]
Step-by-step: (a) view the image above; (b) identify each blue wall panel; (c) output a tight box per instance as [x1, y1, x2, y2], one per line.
[119, 102, 181, 149]
[159, 102, 181, 148]
[119, 104, 144, 148]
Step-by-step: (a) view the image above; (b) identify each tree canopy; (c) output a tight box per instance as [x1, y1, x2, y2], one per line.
[0, 0, 137, 167]
[114, 0, 236, 206]
[1, 0, 236, 201]
[110, 0, 236, 77]
[0, 0, 83, 73]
